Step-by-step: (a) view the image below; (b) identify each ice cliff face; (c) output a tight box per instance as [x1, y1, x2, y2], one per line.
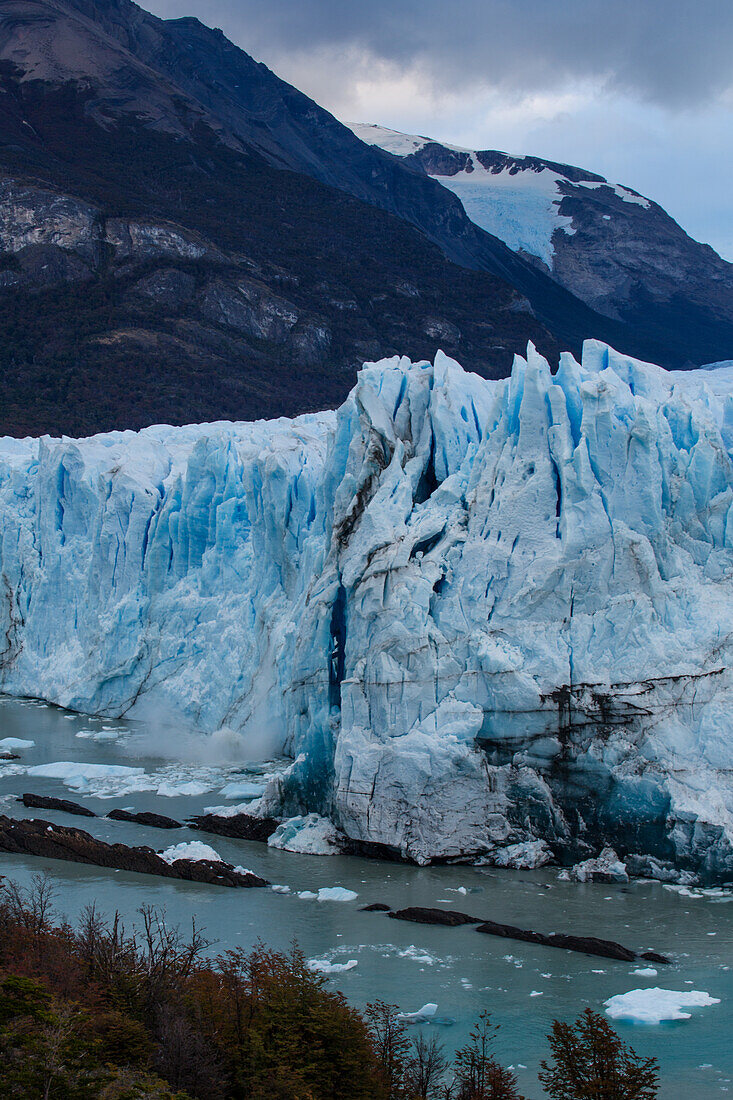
[2, 343, 733, 880]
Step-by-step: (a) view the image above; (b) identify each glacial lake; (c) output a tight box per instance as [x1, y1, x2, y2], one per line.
[0, 695, 731, 1099]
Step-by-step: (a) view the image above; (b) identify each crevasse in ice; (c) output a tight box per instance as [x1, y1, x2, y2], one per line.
[2, 342, 733, 878]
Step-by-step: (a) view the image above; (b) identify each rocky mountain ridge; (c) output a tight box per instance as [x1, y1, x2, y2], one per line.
[354, 123, 733, 369]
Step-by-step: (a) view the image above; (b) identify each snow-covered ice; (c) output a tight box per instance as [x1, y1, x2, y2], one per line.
[25, 762, 144, 790]
[604, 988, 721, 1025]
[0, 737, 35, 750]
[2, 342, 733, 878]
[159, 841, 223, 864]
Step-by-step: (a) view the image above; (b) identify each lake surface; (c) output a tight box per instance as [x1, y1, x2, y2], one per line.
[0, 695, 731, 1098]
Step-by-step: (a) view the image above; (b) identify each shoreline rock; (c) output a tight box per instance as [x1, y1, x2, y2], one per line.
[0, 816, 269, 888]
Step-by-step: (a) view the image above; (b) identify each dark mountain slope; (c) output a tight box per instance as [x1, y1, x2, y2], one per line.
[0, 0, 726, 438]
[4, 0, 633, 358]
[0, 74, 557, 436]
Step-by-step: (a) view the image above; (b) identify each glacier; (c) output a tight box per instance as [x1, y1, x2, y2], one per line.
[1, 341, 733, 881]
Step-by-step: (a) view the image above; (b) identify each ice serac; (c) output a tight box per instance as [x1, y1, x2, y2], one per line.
[2, 343, 733, 881]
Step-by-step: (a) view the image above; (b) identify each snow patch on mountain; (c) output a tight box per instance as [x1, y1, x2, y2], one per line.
[350, 123, 651, 268]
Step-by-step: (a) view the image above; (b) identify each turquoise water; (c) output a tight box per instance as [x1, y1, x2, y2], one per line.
[0, 696, 731, 1098]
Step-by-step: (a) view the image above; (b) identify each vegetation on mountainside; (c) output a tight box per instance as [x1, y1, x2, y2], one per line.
[0, 874, 659, 1099]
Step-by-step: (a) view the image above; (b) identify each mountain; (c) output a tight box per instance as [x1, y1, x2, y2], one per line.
[3, 342, 732, 880]
[353, 124, 733, 372]
[0, 0, 572, 436]
[0, 0, 728, 438]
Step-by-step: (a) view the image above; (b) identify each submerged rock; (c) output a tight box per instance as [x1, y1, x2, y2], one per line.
[20, 793, 96, 817]
[383, 905, 670, 964]
[0, 816, 268, 887]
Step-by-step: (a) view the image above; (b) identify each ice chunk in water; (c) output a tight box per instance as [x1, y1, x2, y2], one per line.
[604, 988, 720, 1024]
[397, 1003, 438, 1023]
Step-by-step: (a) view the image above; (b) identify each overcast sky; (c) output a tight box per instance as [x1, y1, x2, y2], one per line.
[148, 0, 733, 259]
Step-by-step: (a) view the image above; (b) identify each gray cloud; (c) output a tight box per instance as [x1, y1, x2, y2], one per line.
[149, 0, 733, 107]
[146, 0, 733, 260]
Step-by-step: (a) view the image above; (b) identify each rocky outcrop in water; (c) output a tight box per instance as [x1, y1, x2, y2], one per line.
[20, 793, 96, 817]
[379, 905, 669, 963]
[0, 817, 268, 887]
[107, 809, 182, 829]
[388, 907, 482, 927]
[189, 813, 279, 843]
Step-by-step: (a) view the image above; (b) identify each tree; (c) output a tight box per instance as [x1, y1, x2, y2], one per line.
[453, 1014, 523, 1100]
[365, 1000, 412, 1099]
[405, 1032, 448, 1099]
[538, 1009, 659, 1100]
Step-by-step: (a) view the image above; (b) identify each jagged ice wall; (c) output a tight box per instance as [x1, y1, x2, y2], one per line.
[1, 342, 733, 879]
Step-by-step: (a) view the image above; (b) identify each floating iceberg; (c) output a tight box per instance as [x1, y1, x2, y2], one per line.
[489, 840, 553, 869]
[267, 813, 343, 855]
[306, 958, 358, 974]
[0, 737, 35, 750]
[2, 343, 733, 878]
[26, 762, 144, 789]
[316, 887, 358, 902]
[219, 781, 266, 800]
[569, 847, 629, 884]
[397, 1003, 438, 1023]
[604, 988, 720, 1025]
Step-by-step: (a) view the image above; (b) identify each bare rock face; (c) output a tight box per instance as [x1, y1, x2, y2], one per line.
[0, 180, 101, 258]
[129, 269, 197, 309]
[106, 219, 218, 263]
[0, 816, 268, 887]
[290, 320, 331, 365]
[198, 279, 299, 342]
